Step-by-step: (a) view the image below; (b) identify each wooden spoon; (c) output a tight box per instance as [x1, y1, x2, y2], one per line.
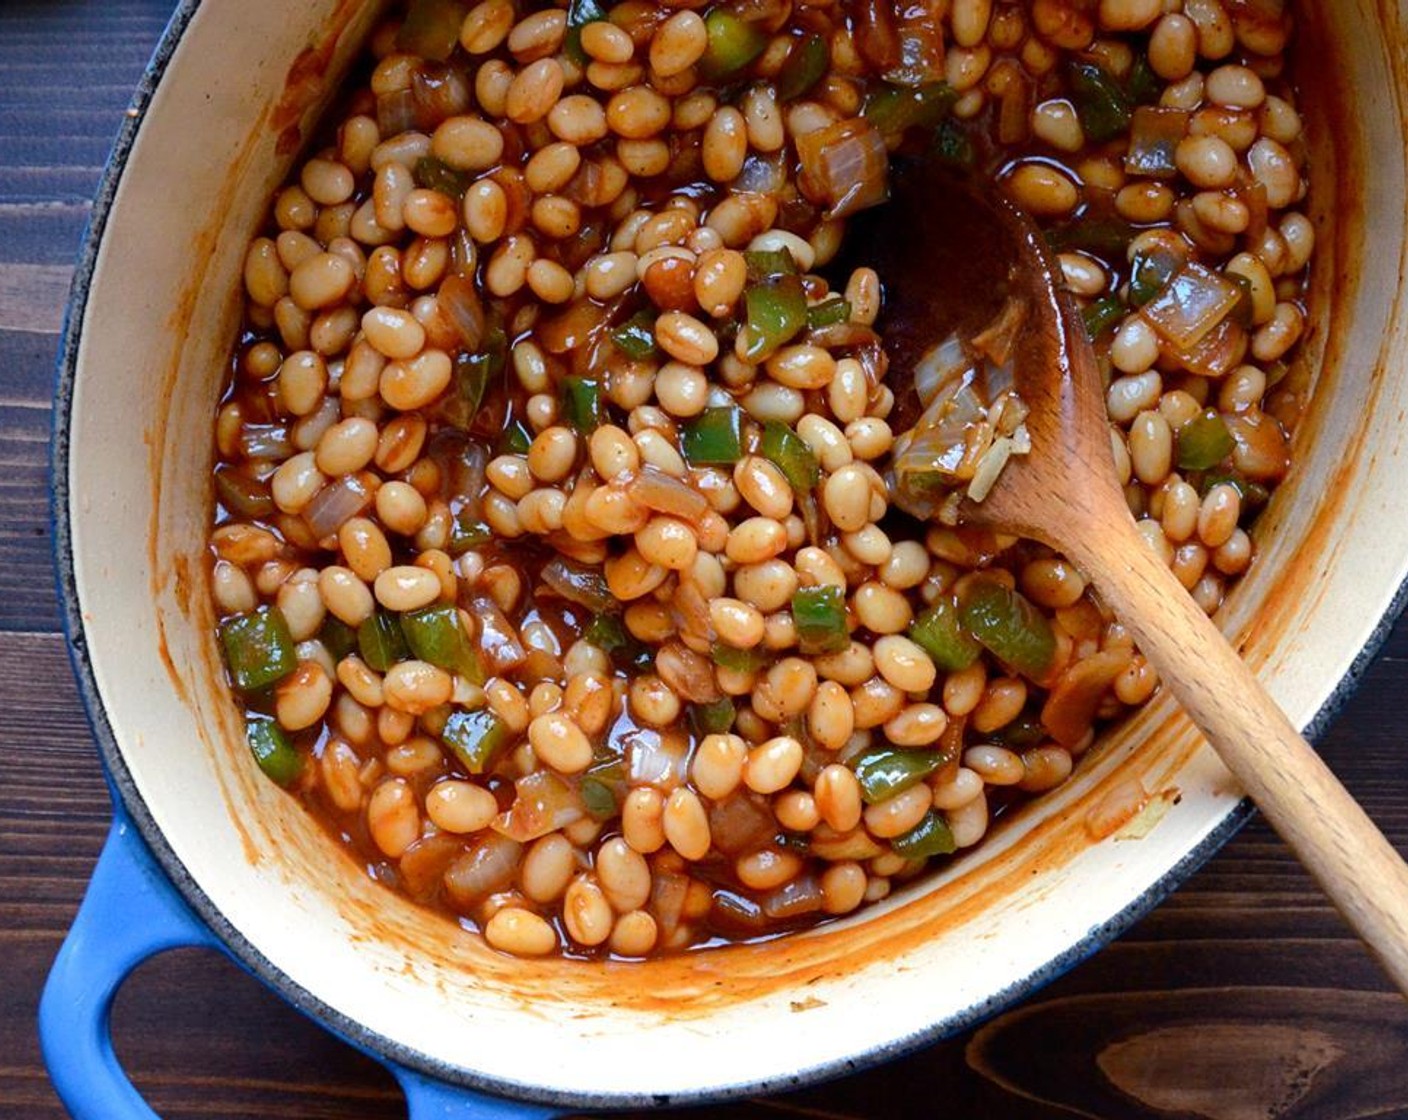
[857, 163, 1408, 991]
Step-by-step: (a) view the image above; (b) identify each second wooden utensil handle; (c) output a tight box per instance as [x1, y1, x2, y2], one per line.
[1065, 521, 1408, 995]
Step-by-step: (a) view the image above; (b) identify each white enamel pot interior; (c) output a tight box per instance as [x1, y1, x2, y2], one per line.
[53, 0, 1408, 1108]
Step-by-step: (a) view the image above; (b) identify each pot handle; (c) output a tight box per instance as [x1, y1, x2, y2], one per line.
[39, 811, 220, 1120]
[41, 812, 570, 1120]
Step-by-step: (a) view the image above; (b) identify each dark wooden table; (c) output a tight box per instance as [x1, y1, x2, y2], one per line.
[4, 2, 1407, 1117]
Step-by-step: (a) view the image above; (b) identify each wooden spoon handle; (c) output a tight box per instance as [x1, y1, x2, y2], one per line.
[1066, 522, 1408, 992]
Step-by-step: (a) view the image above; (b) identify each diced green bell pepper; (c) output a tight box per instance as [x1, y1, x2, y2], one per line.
[497, 419, 531, 456]
[712, 642, 773, 672]
[1125, 52, 1162, 106]
[1046, 214, 1137, 258]
[1197, 469, 1269, 510]
[743, 247, 797, 282]
[1082, 296, 1126, 340]
[451, 334, 505, 424]
[448, 509, 493, 556]
[792, 585, 849, 655]
[585, 613, 628, 654]
[319, 616, 358, 663]
[1176, 410, 1235, 470]
[682, 406, 744, 466]
[891, 809, 957, 858]
[1129, 246, 1182, 307]
[358, 610, 410, 672]
[396, 0, 467, 60]
[760, 420, 820, 494]
[908, 598, 981, 671]
[1067, 59, 1132, 143]
[806, 296, 852, 329]
[402, 604, 484, 684]
[441, 708, 510, 774]
[699, 8, 768, 81]
[743, 275, 808, 360]
[690, 697, 737, 736]
[775, 33, 828, 101]
[611, 310, 658, 359]
[931, 118, 976, 168]
[863, 81, 957, 139]
[214, 468, 274, 520]
[586, 613, 652, 671]
[956, 575, 1056, 680]
[990, 713, 1046, 748]
[221, 606, 297, 693]
[564, 0, 609, 64]
[246, 716, 303, 787]
[414, 155, 471, 199]
[581, 754, 626, 820]
[579, 775, 620, 820]
[853, 747, 947, 805]
[561, 375, 606, 433]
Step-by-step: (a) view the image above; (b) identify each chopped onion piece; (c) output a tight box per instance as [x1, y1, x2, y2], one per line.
[240, 424, 292, 460]
[671, 580, 713, 646]
[913, 333, 970, 409]
[438, 274, 485, 351]
[709, 890, 770, 937]
[887, 16, 946, 87]
[1164, 316, 1248, 379]
[708, 791, 778, 855]
[624, 727, 692, 790]
[894, 298, 1032, 517]
[627, 466, 710, 521]
[410, 62, 471, 128]
[966, 436, 1014, 503]
[992, 389, 1029, 437]
[969, 297, 1027, 367]
[935, 491, 965, 526]
[303, 474, 371, 539]
[540, 557, 615, 612]
[735, 152, 788, 194]
[1140, 262, 1245, 349]
[399, 834, 464, 901]
[443, 833, 523, 910]
[538, 298, 611, 355]
[796, 118, 889, 219]
[1124, 107, 1189, 178]
[474, 597, 526, 674]
[761, 873, 824, 920]
[376, 88, 419, 137]
[438, 434, 486, 507]
[894, 371, 989, 481]
[1040, 647, 1133, 747]
[493, 771, 584, 842]
[851, 0, 900, 70]
[650, 870, 690, 940]
[656, 641, 721, 703]
[806, 321, 882, 351]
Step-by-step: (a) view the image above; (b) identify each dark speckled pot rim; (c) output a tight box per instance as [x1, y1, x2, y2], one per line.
[47, 0, 1408, 1110]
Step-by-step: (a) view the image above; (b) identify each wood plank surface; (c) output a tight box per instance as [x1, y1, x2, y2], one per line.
[3, 2, 1407, 1118]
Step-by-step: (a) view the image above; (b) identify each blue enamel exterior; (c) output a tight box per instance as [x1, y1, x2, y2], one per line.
[39, 807, 562, 1119]
[39, 811, 220, 1120]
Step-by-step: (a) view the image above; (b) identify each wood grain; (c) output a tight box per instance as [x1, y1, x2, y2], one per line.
[4, 3, 1408, 1119]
